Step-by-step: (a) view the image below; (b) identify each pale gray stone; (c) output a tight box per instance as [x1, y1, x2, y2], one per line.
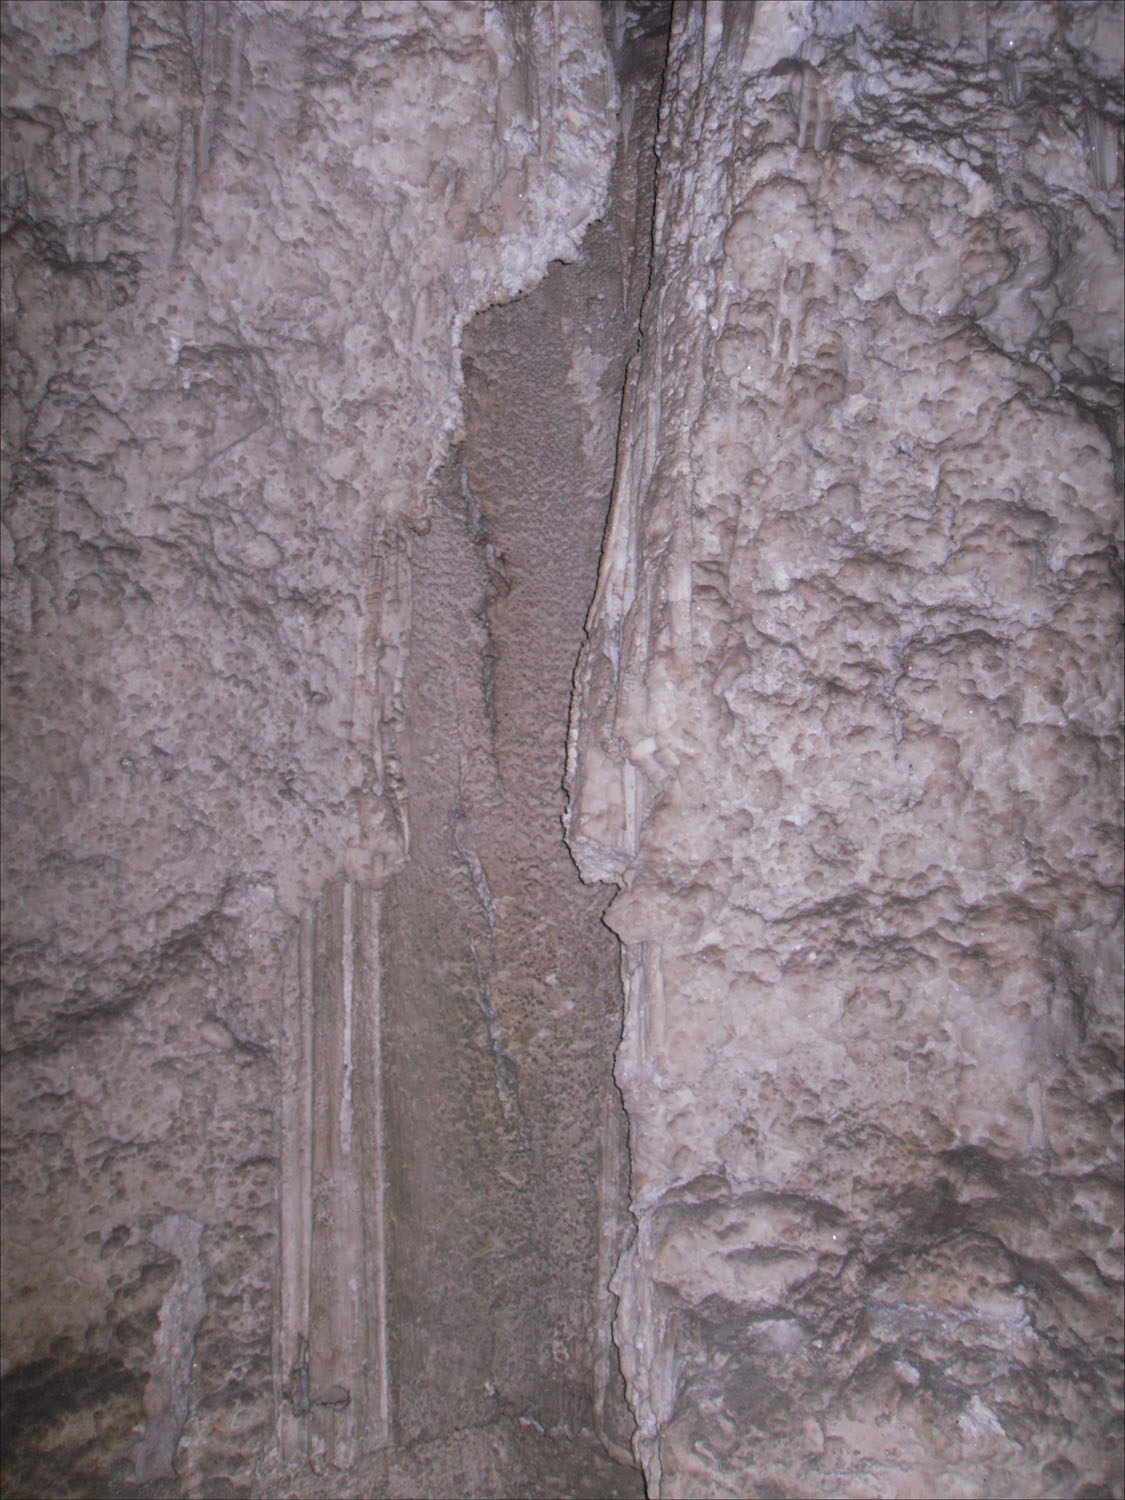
[567, 4, 1123, 1497]
[2, 3, 1120, 1498]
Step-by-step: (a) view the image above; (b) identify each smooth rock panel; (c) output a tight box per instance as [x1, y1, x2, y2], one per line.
[379, 4, 667, 1453]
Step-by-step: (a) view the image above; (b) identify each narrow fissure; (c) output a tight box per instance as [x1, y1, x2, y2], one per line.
[377, 5, 671, 1495]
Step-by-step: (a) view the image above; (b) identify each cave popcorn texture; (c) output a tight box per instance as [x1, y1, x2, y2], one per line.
[1, 1, 1123, 1499]
[1, 2, 626, 1494]
[566, 3, 1124, 1498]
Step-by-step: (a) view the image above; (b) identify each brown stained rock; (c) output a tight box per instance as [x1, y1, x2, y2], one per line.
[377, 9, 666, 1466]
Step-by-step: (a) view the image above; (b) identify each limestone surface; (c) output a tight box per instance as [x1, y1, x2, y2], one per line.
[3, 1, 1123, 1497]
[1, 3, 621, 1494]
[567, 3, 1125, 1497]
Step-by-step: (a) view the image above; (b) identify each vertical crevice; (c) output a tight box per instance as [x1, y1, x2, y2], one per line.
[585, 3, 674, 1477]
[377, 6, 671, 1488]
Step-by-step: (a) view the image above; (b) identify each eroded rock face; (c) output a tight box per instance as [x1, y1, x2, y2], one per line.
[567, 3, 1124, 1497]
[375, 9, 668, 1467]
[1, 2, 620, 1493]
[4, 0, 1123, 1496]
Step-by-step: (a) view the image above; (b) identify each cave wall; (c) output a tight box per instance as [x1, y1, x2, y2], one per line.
[2, 2, 1123, 1499]
[566, 2, 1124, 1497]
[380, 35, 661, 1449]
[0, 3, 629, 1494]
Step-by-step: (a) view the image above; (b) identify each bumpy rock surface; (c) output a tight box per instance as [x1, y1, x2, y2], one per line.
[567, 3, 1124, 1497]
[1, 3, 625, 1495]
[4, 1, 1124, 1498]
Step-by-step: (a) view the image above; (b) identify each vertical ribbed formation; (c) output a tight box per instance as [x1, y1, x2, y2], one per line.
[280, 881, 389, 1472]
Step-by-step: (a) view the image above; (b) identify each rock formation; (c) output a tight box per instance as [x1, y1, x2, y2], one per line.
[567, 3, 1124, 1497]
[1, 3, 638, 1494]
[1, 3, 1121, 1499]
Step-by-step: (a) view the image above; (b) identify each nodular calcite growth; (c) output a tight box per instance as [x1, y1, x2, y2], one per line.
[1, 1, 636, 1495]
[1, 2, 1122, 1500]
[566, 3, 1124, 1497]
